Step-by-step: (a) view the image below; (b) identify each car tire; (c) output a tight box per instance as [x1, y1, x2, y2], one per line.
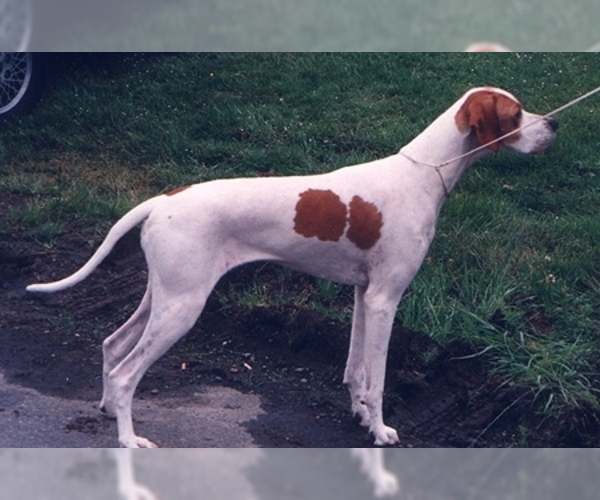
[0, 52, 44, 121]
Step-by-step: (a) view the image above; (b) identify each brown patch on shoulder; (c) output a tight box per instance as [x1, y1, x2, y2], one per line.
[294, 189, 384, 250]
[346, 195, 383, 250]
[165, 185, 191, 196]
[294, 189, 348, 242]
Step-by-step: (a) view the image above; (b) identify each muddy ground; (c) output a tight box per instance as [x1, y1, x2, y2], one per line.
[1, 193, 599, 447]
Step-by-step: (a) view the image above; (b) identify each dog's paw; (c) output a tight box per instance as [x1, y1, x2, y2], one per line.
[372, 425, 399, 446]
[374, 471, 400, 497]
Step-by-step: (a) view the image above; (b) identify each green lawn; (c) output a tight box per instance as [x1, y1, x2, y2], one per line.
[2, 52, 600, 421]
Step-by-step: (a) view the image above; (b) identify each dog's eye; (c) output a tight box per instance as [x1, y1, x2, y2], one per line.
[514, 109, 522, 121]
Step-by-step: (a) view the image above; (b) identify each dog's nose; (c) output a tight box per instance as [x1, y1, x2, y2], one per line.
[546, 117, 559, 131]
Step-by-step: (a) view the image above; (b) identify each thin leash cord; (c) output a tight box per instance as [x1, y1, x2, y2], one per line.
[400, 85, 600, 172]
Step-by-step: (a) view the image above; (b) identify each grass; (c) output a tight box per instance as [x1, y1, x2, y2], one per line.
[2, 52, 600, 425]
[43, 0, 600, 51]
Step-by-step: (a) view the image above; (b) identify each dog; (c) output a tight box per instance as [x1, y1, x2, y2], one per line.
[115, 448, 399, 499]
[27, 87, 558, 447]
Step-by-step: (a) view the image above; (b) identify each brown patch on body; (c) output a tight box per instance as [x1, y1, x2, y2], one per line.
[293, 189, 348, 242]
[294, 189, 383, 250]
[346, 196, 384, 250]
[455, 90, 522, 152]
[165, 185, 191, 196]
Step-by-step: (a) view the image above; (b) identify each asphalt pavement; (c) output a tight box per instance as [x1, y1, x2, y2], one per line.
[0, 371, 263, 448]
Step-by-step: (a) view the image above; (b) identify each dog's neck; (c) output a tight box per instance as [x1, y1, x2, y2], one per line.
[399, 99, 491, 201]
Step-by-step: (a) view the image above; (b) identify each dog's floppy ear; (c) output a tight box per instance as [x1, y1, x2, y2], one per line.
[455, 91, 502, 152]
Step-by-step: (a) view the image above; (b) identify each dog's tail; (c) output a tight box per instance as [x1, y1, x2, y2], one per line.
[26, 197, 161, 294]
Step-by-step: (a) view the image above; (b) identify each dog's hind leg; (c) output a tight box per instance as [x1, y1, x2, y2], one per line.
[100, 288, 152, 417]
[106, 284, 211, 447]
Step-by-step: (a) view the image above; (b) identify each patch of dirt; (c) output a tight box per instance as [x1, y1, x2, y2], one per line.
[1, 193, 599, 447]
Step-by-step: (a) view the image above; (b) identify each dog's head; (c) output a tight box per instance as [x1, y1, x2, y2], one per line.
[455, 87, 558, 154]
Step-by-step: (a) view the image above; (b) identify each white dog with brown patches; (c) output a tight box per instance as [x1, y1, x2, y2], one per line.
[115, 448, 399, 499]
[27, 87, 558, 447]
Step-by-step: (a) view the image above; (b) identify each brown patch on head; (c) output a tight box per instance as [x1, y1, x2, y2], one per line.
[455, 90, 522, 152]
[294, 189, 348, 242]
[165, 185, 191, 196]
[346, 196, 383, 250]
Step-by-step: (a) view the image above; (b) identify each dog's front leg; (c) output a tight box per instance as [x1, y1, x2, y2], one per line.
[361, 290, 401, 446]
[344, 285, 371, 426]
[115, 449, 157, 500]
